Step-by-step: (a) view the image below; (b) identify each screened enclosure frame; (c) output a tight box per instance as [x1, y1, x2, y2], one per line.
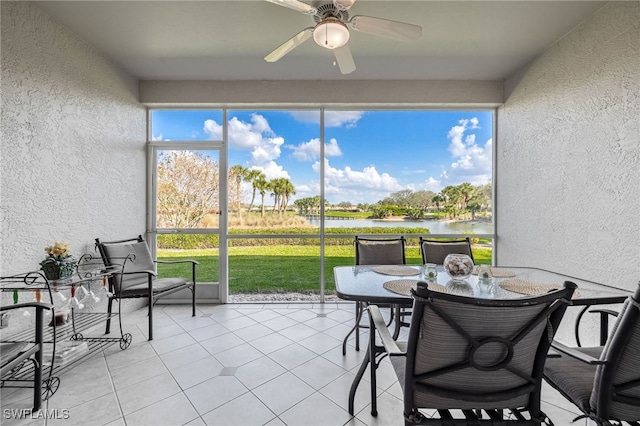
[147, 107, 497, 303]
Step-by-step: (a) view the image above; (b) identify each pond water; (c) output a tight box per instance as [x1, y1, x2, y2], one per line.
[306, 218, 494, 235]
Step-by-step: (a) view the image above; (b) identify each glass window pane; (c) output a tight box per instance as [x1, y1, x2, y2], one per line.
[150, 109, 223, 141]
[228, 237, 321, 301]
[324, 110, 494, 237]
[156, 149, 219, 229]
[227, 110, 320, 232]
[156, 234, 219, 284]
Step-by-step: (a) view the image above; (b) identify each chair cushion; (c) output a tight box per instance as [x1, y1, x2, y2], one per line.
[101, 241, 157, 292]
[421, 241, 473, 265]
[357, 241, 404, 265]
[544, 346, 602, 413]
[119, 277, 191, 297]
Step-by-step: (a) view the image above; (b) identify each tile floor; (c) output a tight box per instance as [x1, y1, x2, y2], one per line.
[1, 302, 594, 426]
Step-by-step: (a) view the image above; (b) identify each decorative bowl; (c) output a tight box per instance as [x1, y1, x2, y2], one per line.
[443, 254, 474, 281]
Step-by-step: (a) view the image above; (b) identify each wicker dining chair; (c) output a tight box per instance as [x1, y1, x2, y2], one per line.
[367, 280, 577, 425]
[342, 236, 406, 355]
[543, 282, 640, 426]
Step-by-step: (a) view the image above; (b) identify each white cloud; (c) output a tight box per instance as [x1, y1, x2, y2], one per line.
[289, 111, 364, 128]
[205, 114, 284, 166]
[313, 159, 403, 192]
[448, 118, 480, 157]
[251, 161, 290, 181]
[446, 137, 492, 184]
[421, 118, 492, 191]
[288, 138, 342, 161]
[421, 177, 442, 193]
[203, 120, 222, 140]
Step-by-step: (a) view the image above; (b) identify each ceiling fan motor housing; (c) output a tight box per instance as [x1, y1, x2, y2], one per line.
[312, 1, 349, 23]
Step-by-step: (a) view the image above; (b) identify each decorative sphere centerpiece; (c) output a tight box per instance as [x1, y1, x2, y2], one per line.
[443, 253, 474, 282]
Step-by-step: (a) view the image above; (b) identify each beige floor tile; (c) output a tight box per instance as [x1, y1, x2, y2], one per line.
[252, 372, 315, 415]
[200, 392, 276, 426]
[125, 392, 199, 426]
[279, 392, 352, 426]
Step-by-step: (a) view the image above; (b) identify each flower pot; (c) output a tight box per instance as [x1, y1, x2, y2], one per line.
[41, 261, 77, 281]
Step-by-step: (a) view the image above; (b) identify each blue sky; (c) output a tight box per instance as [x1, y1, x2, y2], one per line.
[151, 109, 493, 204]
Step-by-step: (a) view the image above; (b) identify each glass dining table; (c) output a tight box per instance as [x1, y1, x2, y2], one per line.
[334, 264, 632, 416]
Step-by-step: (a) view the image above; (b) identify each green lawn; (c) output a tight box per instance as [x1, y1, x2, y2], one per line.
[157, 245, 492, 294]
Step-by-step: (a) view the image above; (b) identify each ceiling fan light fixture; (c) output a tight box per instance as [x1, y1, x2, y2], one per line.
[312, 18, 350, 49]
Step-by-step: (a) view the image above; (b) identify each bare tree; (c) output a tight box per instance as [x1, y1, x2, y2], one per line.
[157, 151, 219, 228]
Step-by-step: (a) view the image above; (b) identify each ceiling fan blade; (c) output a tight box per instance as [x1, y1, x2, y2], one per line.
[333, 45, 356, 74]
[264, 0, 317, 15]
[349, 15, 422, 41]
[333, 0, 356, 11]
[264, 28, 314, 62]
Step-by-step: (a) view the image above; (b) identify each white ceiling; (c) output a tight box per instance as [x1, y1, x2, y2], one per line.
[34, 0, 607, 81]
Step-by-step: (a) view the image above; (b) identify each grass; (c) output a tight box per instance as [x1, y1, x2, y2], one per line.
[157, 245, 492, 294]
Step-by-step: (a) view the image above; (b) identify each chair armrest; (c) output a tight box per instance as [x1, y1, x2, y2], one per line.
[550, 341, 606, 365]
[368, 305, 404, 356]
[0, 302, 53, 312]
[155, 259, 199, 265]
[119, 270, 157, 277]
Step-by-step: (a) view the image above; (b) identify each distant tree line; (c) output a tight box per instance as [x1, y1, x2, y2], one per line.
[157, 152, 492, 228]
[371, 183, 491, 220]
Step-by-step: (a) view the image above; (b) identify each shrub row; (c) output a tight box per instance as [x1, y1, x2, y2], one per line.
[158, 227, 435, 249]
[157, 228, 488, 250]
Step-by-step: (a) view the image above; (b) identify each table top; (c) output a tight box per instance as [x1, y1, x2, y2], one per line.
[334, 265, 630, 306]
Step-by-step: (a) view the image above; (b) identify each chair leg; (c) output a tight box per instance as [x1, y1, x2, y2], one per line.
[192, 284, 196, 317]
[369, 316, 378, 417]
[148, 297, 154, 341]
[105, 297, 114, 335]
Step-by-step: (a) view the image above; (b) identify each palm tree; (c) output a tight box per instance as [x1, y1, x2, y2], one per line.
[441, 185, 462, 214]
[269, 178, 281, 213]
[279, 179, 296, 213]
[432, 194, 445, 216]
[244, 169, 264, 213]
[457, 182, 475, 210]
[254, 174, 269, 217]
[229, 165, 248, 218]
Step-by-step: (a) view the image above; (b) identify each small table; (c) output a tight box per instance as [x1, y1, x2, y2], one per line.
[334, 265, 631, 416]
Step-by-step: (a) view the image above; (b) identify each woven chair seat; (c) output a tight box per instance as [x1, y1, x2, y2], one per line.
[544, 346, 603, 413]
[119, 277, 191, 297]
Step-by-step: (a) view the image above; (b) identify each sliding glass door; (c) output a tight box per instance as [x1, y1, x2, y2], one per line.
[148, 110, 225, 302]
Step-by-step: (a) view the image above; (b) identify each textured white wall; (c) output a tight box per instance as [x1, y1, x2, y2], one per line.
[1, 2, 147, 275]
[497, 2, 640, 290]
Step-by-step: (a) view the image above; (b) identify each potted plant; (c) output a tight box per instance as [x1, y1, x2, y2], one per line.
[40, 241, 77, 280]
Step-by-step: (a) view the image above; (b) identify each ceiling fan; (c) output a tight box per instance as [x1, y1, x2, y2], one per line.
[264, 0, 422, 74]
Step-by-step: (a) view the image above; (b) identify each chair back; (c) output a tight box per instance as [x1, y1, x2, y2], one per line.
[419, 237, 474, 264]
[400, 281, 576, 415]
[95, 235, 155, 294]
[590, 284, 640, 422]
[355, 236, 406, 265]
